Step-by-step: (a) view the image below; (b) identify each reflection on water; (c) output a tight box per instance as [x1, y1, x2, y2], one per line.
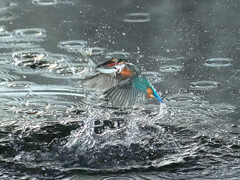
[0, 0, 240, 179]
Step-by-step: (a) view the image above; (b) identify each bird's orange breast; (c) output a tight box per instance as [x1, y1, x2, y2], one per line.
[120, 67, 133, 77]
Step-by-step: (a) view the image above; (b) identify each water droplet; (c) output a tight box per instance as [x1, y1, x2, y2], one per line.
[190, 81, 220, 90]
[32, 0, 57, 6]
[123, 13, 151, 23]
[159, 65, 183, 72]
[58, 40, 87, 53]
[204, 58, 233, 67]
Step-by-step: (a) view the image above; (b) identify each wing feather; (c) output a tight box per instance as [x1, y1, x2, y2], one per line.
[104, 79, 139, 108]
[82, 74, 118, 90]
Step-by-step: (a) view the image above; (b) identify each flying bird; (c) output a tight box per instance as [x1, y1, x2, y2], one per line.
[82, 57, 164, 107]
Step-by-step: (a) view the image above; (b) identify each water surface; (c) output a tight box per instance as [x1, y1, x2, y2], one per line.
[0, 0, 239, 179]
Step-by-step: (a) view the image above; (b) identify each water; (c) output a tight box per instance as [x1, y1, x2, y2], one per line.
[0, 0, 240, 179]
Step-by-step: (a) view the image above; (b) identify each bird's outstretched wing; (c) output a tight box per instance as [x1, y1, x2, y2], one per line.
[82, 74, 119, 90]
[104, 79, 139, 108]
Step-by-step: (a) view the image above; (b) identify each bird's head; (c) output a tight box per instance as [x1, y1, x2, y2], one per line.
[107, 57, 127, 67]
[146, 86, 164, 103]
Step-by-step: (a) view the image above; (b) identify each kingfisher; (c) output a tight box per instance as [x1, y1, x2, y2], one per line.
[82, 57, 164, 107]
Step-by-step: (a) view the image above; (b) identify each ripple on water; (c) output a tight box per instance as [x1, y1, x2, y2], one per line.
[166, 93, 201, 103]
[32, 0, 57, 6]
[101, 177, 136, 180]
[0, 28, 45, 48]
[190, 80, 220, 90]
[83, 47, 105, 56]
[2, 87, 86, 118]
[213, 103, 236, 115]
[155, 56, 183, 62]
[142, 71, 163, 84]
[58, 40, 87, 53]
[204, 58, 233, 67]
[6, 81, 37, 89]
[0, 0, 17, 11]
[105, 51, 130, 59]
[14, 28, 47, 42]
[0, 31, 14, 42]
[123, 13, 151, 23]
[0, 12, 16, 21]
[0, 74, 19, 86]
[159, 65, 183, 72]
[44, 60, 89, 79]
[12, 50, 48, 68]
